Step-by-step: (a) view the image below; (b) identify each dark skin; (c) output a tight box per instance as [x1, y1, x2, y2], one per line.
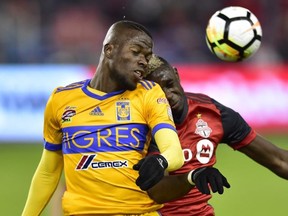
[89, 23, 153, 93]
[145, 63, 288, 203]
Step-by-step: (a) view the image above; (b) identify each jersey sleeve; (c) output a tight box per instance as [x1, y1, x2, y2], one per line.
[144, 83, 175, 131]
[143, 82, 184, 171]
[43, 89, 63, 151]
[212, 98, 257, 150]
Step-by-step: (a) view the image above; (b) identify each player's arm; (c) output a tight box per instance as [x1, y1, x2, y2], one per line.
[146, 83, 184, 172]
[154, 128, 184, 171]
[214, 97, 288, 179]
[133, 83, 184, 190]
[147, 172, 193, 203]
[139, 139, 229, 202]
[238, 134, 288, 179]
[133, 127, 184, 191]
[140, 140, 192, 201]
[147, 166, 230, 203]
[22, 149, 63, 216]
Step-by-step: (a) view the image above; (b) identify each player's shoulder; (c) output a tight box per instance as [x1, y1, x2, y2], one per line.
[185, 92, 213, 104]
[53, 79, 88, 94]
[185, 91, 229, 113]
[137, 79, 159, 91]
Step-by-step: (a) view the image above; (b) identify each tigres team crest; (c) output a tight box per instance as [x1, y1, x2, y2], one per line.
[116, 101, 131, 121]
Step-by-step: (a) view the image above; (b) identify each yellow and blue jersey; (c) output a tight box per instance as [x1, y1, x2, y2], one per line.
[43, 79, 176, 215]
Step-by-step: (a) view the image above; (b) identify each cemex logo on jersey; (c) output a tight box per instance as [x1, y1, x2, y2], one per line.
[76, 154, 128, 170]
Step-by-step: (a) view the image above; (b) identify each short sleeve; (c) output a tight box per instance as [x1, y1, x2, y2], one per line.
[43, 90, 62, 150]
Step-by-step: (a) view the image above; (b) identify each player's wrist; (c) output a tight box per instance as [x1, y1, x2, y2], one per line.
[158, 154, 168, 170]
[187, 170, 195, 186]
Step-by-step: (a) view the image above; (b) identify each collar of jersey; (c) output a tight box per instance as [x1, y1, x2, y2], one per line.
[81, 79, 125, 100]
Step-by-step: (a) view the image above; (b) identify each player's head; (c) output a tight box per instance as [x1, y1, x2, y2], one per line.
[144, 55, 186, 120]
[101, 20, 153, 91]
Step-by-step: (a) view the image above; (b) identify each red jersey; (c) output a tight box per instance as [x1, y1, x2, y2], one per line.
[149, 92, 256, 216]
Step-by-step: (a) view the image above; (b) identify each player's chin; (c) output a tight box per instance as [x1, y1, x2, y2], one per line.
[126, 81, 138, 91]
[171, 98, 184, 112]
[171, 101, 180, 111]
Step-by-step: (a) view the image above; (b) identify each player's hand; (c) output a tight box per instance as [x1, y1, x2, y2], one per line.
[189, 167, 230, 195]
[133, 155, 168, 191]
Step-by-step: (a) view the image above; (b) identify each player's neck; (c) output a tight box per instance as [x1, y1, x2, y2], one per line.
[90, 71, 120, 93]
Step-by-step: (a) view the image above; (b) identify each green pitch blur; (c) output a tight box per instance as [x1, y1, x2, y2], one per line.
[1, 134, 287, 216]
[210, 134, 288, 216]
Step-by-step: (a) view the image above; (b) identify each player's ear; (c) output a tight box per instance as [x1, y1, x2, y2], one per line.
[104, 44, 113, 58]
[173, 67, 181, 82]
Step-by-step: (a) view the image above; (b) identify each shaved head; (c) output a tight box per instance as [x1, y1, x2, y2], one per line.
[91, 20, 153, 93]
[103, 20, 152, 46]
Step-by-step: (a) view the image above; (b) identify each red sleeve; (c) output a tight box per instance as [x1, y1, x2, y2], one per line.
[229, 129, 257, 150]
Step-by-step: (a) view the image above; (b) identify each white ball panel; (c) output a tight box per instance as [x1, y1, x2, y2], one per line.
[229, 20, 256, 46]
[206, 15, 226, 41]
[220, 6, 250, 18]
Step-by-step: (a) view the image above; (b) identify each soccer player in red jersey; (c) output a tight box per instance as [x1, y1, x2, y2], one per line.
[139, 54, 288, 216]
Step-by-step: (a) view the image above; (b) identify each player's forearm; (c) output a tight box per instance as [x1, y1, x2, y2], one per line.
[265, 149, 288, 179]
[22, 150, 63, 216]
[154, 128, 184, 171]
[22, 170, 62, 216]
[239, 134, 288, 179]
[147, 173, 193, 203]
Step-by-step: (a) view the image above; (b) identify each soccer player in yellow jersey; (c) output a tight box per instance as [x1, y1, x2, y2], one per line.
[21, 20, 184, 216]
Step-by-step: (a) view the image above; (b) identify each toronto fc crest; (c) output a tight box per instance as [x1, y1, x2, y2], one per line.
[195, 118, 212, 138]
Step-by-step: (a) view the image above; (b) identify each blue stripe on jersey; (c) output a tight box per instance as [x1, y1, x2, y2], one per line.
[61, 123, 149, 154]
[152, 123, 176, 137]
[44, 140, 62, 151]
[139, 80, 156, 90]
[81, 79, 125, 100]
[55, 80, 87, 93]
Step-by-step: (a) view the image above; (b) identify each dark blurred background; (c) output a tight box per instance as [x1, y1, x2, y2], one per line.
[1, 0, 288, 65]
[1, 1, 288, 216]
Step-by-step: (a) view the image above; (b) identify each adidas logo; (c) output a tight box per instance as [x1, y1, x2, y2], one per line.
[89, 106, 104, 116]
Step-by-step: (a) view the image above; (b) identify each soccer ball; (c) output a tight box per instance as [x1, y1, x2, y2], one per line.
[206, 6, 262, 62]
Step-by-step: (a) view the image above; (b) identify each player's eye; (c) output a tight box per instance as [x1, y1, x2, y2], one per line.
[131, 46, 141, 55]
[131, 51, 138, 56]
[146, 54, 152, 62]
[132, 49, 139, 54]
[166, 81, 174, 88]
